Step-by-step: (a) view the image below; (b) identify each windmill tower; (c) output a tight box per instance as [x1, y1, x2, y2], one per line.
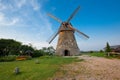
[48, 6, 89, 56]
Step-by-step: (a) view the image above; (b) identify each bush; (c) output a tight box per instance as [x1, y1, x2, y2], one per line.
[0, 55, 16, 62]
[32, 50, 43, 57]
[89, 51, 93, 53]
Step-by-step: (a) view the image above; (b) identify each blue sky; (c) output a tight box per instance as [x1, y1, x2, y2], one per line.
[0, 0, 120, 51]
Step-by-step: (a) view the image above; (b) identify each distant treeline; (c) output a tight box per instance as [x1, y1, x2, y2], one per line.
[0, 39, 55, 57]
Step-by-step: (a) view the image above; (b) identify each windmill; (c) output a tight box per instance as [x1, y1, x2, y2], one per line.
[48, 6, 89, 56]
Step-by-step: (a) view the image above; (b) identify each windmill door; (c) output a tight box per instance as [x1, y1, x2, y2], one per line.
[64, 50, 70, 56]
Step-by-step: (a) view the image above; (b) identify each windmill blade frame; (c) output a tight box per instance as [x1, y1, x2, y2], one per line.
[74, 28, 89, 39]
[67, 6, 80, 22]
[47, 13, 62, 23]
[48, 23, 64, 44]
[48, 31, 59, 44]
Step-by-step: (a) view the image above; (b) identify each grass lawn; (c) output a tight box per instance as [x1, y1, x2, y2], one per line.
[88, 52, 105, 57]
[81, 52, 106, 57]
[82, 52, 120, 59]
[0, 56, 77, 80]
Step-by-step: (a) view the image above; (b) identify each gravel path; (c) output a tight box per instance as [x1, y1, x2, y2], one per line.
[51, 55, 120, 80]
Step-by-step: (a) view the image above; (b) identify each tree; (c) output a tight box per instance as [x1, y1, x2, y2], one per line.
[100, 50, 103, 53]
[0, 39, 21, 56]
[0, 39, 55, 57]
[47, 46, 55, 55]
[19, 45, 34, 55]
[41, 46, 55, 56]
[105, 42, 111, 52]
[32, 50, 43, 57]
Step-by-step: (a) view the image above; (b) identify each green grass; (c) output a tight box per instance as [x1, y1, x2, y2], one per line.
[0, 56, 77, 80]
[83, 52, 120, 59]
[81, 52, 106, 57]
[89, 52, 105, 57]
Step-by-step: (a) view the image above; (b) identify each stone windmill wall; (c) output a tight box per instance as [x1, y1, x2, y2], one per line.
[56, 30, 80, 56]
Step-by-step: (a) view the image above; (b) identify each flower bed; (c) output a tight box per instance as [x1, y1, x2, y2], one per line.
[16, 56, 31, 61]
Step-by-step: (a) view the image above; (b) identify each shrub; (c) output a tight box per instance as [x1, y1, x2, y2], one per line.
[32, 50, 43, 57]
[0, 55, 16, 62]
[89, 51, 93, 53]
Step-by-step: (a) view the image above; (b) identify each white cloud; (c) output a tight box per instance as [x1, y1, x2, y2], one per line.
[16, 0, 26, 8]
[0, 0, 54, 49]
[7, 18, 19, 26]
[0, 12, 19, 26]
[0, 12, 4, 21]
[0, 2, 6, 10]
[31, 42, 51, 49]
[30, 0, 40, 11]
[0, 0, 41, 27]
[14, 0, 40, 11]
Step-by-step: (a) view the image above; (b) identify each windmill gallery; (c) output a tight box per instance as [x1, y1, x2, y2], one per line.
[48, 6, 89, 56]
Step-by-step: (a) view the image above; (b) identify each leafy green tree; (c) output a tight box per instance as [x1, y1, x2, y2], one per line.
[89, 51, 93, 53]
[0, 39, 21, 56]
[0, 39, 55, 57]
[41, 47, 48, 55]
[100, 50, 103, 53]
[105, 42, 111, 52]
[41, 46, 55, 56]
[32, 50, 43, 57]
[19, 45, 34, 55]
[47, 46, 55, 55]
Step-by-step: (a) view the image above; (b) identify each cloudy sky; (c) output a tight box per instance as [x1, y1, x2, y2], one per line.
[0, 0, 120, 51]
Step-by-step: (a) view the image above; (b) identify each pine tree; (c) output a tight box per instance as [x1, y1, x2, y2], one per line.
[105, 42, 111, 52]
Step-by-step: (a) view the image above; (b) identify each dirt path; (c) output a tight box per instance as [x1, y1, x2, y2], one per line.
[51, 55, 120, 80]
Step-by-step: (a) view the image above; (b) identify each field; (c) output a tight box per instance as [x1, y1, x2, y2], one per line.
[0, 56, 78, 80]
[0, 53, 120, 80]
